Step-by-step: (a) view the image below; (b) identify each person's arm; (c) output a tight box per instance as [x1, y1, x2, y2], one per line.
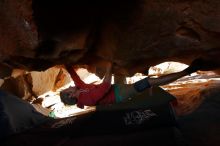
[65, 64, 87, 88]
[89, 62, 112, 102]
[103, 62, 112, 84]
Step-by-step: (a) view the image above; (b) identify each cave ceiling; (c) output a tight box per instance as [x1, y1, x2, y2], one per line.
[0, 0, 220, 76]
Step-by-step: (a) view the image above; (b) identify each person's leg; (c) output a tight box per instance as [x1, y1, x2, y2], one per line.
[133, 77, 151, 92]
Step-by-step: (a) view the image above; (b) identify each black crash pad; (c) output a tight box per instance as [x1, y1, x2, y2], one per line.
[3, 87, 183, 146]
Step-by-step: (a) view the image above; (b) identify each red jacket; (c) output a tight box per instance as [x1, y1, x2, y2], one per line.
[68, 68, 116, 108]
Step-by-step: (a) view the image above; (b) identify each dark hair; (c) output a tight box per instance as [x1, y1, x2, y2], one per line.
[60, 91, 78, 105]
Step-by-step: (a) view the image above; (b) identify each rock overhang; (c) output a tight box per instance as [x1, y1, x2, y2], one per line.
[0, 0, 220, 76]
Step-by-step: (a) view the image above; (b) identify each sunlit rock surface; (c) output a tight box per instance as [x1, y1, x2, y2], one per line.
[163, 72, 220, 116]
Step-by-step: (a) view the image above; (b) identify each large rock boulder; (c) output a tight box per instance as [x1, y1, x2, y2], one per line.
[0, 0, 220, 75]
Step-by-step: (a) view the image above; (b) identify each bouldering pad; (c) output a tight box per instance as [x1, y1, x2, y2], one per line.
[3, 87, 181, 146]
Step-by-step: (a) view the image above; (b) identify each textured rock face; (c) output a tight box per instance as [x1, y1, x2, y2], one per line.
[0, 67, 71, 102]
[0, 0, 38, 60]
[0, 0, 220, 75]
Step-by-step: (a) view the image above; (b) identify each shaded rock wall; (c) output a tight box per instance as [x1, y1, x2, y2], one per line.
[0, 0, 220, 76]
[0, 0, 37, 60]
